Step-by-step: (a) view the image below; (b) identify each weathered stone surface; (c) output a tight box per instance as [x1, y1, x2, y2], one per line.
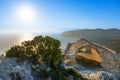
[47, 77, 52, 80]
[89, 71, 118, 80]
[0, 78, 3, 80]
[0, 58, 33, 80]
[46, 67, 51, 72]
[10, 65, 33, 80]
[68, 75, 74, 80]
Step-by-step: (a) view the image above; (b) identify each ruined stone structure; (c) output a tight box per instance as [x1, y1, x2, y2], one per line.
[65, 38, 120, 74]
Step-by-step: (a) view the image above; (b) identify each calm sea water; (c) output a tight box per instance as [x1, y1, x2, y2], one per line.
[0, 33, 80, 54]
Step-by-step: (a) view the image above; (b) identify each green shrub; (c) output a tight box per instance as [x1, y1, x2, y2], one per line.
[6, 45, 25, 58]
[6, 35, 62, 69]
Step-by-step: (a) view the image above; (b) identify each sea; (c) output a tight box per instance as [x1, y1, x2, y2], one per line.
[0, 33, 81, 54]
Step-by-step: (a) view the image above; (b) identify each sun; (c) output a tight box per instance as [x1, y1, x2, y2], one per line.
[15, 4, 37, 22]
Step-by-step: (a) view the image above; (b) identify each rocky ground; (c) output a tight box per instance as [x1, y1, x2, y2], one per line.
[0, 56, 119, 80]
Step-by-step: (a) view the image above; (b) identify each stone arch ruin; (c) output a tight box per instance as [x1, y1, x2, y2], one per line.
[65, 38, 120, 73]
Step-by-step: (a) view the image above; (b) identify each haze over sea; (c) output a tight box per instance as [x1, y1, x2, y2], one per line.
[0, 32, 80, 54]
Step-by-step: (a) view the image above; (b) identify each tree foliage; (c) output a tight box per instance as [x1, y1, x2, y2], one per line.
[6, 35, 62, 69]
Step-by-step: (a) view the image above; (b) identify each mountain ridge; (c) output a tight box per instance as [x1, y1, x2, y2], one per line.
[62, 28, 120, 38]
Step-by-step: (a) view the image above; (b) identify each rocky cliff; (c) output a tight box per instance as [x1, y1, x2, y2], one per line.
[65, 38, 120, 79]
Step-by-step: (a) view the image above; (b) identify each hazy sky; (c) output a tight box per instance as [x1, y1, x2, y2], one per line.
[0, 0, 120, 33]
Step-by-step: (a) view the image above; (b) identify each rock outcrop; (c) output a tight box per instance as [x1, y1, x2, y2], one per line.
[0, 58, 33, 80]
[65, 38, 120, 79]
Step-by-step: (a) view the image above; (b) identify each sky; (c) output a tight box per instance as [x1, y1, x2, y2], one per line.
[0, 0, 120, 34]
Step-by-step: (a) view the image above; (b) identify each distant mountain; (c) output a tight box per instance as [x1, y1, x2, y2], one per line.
[62, 28, 120, 39]
[61, 28, 120, 54]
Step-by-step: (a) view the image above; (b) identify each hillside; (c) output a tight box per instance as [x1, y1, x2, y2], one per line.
[62, 28, 120, 39]
[61, 28, 120, 53]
